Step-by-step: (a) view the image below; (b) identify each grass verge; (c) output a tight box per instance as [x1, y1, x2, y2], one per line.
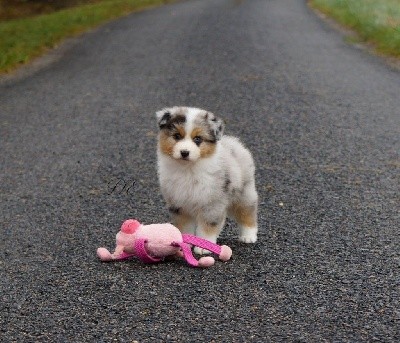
[309, 0, 400, 58]
[0, 0, 174, 74]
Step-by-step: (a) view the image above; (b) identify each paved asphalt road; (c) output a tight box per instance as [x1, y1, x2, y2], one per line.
[1, 0, 399, 341]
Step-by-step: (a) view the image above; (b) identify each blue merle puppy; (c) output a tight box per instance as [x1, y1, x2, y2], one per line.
[156, 106, 258, 254]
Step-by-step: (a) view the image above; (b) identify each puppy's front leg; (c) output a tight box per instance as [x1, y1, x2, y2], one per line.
[194, 210, 226, 255]
[169, 206, 195, 235]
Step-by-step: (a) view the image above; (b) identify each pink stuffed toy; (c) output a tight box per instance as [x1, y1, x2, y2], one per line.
[97, 219, 232, 267]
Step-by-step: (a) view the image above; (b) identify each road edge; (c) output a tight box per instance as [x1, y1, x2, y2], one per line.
[306, 1, 400, 72]
[0, 1, 180, 86]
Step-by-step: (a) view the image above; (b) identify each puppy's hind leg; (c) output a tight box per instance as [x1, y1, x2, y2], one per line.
[230, 185, 258, 243]
[234, 203, 258, 243]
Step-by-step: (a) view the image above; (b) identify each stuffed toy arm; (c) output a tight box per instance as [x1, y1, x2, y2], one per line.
[97, 245, 136, 261]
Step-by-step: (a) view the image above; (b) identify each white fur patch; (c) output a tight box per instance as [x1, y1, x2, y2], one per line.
[238, 227, 258, 243]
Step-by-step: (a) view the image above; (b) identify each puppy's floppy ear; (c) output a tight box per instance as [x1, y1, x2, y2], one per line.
[156, 109, 171, 129]
[205, 112, 225, 141]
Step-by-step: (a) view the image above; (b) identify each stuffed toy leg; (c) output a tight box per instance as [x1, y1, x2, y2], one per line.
[179, 234, 232, 267]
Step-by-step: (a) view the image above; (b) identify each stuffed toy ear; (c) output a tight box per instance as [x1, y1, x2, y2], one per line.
[205, 112, 225, 141]
[121, 219, 140, 234]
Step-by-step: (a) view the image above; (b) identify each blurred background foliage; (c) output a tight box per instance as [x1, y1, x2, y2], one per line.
[0, 0, 102, 20]
[310, 0, 400, 58]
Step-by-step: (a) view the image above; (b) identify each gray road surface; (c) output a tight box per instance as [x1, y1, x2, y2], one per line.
[1, 0, 399, 341]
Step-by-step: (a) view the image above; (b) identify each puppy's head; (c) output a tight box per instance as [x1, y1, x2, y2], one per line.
[156, 107, 224, 162]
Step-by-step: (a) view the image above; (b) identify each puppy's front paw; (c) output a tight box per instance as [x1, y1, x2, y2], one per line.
[239, 228, 258, 243]
[193, 246, 212, 255]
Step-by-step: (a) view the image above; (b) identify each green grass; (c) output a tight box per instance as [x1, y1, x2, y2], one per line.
[309, 0, 400, 58]
[0, 0, 173, 73]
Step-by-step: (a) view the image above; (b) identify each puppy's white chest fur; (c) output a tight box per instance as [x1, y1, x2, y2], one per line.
[158, 149, 223, 212]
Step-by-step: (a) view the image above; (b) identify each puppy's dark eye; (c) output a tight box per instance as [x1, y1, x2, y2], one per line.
[193, 136, 203, 146]
[173, 133, 183, 140]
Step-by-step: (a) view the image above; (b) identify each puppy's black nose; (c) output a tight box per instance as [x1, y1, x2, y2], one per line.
[180, 150, 190, 159]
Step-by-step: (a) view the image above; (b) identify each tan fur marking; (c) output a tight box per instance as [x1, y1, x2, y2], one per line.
[201, 222, 221, 235]
[189, 126, 216, 158]
[159, 127, 186, 156]
[200, 142, 216, 158]
[176, 127, 186, 138]
[230, 203, 257, 228]
[159, 132, 174, 156]
[172, 212, 192, 232]
[190, 127, 204, 139]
